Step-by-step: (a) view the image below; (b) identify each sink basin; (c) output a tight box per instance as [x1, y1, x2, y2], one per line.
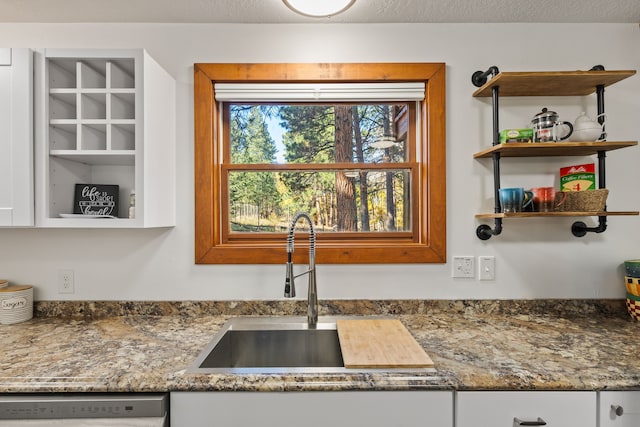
[188, 316, 346, 374]
[199, 329, 343, 368]
[188, 316, 435, 374]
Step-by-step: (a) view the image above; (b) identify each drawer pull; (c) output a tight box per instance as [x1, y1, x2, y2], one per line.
[611, 404, 624, 417]
[513, 417, 547, 426]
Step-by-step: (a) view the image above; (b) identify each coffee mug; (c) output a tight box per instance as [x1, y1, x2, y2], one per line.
[531, 187, 566, 212]
[499, 187, 533, 213]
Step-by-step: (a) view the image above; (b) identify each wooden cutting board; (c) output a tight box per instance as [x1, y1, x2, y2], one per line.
[336, 319, 434, 368]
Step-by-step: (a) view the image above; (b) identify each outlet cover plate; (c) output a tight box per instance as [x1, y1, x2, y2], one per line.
[58, 269, 75, 294]
[452, 256, 475, 278]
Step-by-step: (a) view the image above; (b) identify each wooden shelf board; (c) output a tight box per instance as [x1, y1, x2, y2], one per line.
[476, 211, 639, 219]
[473, 141, 637, 158]
[472, 70, 636, 97]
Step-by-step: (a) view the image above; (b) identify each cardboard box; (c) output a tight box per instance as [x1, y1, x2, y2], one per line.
[499, 128, 533, 143]
[560, 163, 595, 191]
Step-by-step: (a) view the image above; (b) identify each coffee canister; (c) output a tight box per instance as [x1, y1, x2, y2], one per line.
[0, 285, 33, 325]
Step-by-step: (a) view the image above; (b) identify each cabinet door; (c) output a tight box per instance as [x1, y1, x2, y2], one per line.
[599, 391, 640, 426]
[171, 391, 453, 427]
[456, 391, 596, 427]
[0, 48, 34, 226]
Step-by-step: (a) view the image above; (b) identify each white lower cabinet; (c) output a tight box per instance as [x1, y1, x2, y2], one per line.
[456, 391, 596, 427]
[599, 391, 640, 426]
[170, 391, 453, 427]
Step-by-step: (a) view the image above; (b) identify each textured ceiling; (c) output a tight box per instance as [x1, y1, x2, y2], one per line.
[0, 0, 639, 23]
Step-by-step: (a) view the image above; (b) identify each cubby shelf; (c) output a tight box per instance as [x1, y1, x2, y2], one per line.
[35, 48, 176, 228]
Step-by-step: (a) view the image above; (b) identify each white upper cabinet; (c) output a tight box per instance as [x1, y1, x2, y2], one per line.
[0, 48, 34, 226]
[34, 48, 176, 228]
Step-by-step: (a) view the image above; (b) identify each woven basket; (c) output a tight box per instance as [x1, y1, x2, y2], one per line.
[554, 189, 608, 212]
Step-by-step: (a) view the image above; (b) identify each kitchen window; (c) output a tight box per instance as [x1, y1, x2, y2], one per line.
[194, 63, 446, 264]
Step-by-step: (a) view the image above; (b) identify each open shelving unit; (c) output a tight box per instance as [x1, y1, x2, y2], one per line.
[35, 49, 176, 228]
[471, 66, 638, 240]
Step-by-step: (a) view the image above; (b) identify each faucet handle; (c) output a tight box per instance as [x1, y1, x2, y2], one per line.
[284, 261, 296, 297]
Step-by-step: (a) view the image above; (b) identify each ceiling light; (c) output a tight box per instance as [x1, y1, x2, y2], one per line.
[283, 0, 356, 17]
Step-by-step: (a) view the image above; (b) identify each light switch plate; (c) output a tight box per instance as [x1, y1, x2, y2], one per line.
[479, 256, 495, 281]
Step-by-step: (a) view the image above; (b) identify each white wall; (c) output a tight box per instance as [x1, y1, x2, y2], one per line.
[0, 23, 638, 301]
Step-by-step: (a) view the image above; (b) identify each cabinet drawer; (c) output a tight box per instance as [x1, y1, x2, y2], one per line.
[171, 391, 453, 427]
[599, 391, 640, 426]
[456, 391, 596, 427]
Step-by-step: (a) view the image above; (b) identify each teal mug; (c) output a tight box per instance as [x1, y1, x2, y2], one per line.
[499, 187, 533, 213]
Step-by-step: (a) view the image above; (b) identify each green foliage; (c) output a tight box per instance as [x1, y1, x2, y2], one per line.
[229, 106, 280, 219]
[228, 103, 410, 232]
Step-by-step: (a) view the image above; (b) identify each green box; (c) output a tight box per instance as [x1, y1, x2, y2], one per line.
[499, 128, 533, 143]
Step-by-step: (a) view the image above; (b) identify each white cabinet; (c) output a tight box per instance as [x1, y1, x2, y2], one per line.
[456, 391, 596, 427]
[0, 48, 34, 226]
[599, 391, 640, 426]
[171, 391, 453, 427]
[34, 48, 176, 227]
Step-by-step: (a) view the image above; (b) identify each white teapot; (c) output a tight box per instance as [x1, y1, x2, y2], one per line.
[571, 112, 606, 142]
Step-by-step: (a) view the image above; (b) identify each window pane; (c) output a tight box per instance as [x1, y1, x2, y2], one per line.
[229, 104, 409, 165]
[228, 170, 411, 233]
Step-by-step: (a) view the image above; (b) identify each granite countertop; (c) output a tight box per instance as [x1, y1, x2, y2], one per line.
[1, 300, 639, 393]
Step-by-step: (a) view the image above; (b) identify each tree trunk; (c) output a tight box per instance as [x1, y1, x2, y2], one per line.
[352, 106, 370, 231]
[334, 105, 357, 231]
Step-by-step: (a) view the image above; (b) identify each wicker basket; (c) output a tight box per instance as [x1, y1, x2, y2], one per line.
[554, 189, 608, 212]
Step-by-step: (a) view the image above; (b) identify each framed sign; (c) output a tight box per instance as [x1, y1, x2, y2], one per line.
[73, 184, 119, 217]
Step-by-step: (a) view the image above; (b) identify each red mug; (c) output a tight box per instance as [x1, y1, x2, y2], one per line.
[531, 187, 566, 212]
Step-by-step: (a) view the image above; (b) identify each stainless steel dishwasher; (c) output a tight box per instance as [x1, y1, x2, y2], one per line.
[0, 393, 168, 426]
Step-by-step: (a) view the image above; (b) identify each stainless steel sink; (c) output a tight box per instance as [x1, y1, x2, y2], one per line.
[199, 329, 343, 368]
[188, 316, 345, 374]
[188, 316, 435, 374]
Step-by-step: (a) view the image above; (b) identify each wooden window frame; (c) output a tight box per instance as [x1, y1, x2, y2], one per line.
[194, 63, 446, 264]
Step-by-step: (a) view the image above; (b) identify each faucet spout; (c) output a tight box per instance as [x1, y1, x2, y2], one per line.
[284, 212, 318, 328]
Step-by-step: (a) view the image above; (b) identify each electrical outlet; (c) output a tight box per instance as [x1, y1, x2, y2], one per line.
[58, 269, 74, 294]
[479, 256, 495, 281]
[452, 256, 475, 278]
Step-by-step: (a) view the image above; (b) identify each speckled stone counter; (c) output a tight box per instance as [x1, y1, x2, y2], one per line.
[1, 300, 638, 393]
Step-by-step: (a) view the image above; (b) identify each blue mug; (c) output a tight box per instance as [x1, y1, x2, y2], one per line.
[499, 187, 533, 213]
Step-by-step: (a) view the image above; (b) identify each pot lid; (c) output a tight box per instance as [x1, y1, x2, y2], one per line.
[533, 107, 558, 119]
